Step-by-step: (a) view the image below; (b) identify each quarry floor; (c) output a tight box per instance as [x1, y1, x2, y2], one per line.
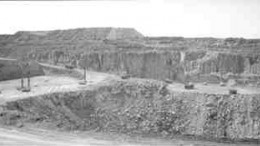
[168, 82, 260, 95]
[1, 68, 260, 145]
[0, 71, 117, 104]
[0, 73, 260, 105]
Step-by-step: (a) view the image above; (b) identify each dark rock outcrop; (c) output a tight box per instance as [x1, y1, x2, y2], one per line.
[0, 59, 44, 81]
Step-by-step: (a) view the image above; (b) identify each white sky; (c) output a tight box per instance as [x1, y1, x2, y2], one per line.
[0, 0, 259, 38]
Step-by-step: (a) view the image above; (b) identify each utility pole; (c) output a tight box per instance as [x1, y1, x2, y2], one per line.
[27, 62, 31, 89]
[18, 62, 24, 89]
[78, 55, 88, 85]
[84, 67, 86, 82]
[18, 58, 31, 92]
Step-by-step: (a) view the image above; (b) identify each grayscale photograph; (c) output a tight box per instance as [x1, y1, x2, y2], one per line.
[0, 0, 259, 145]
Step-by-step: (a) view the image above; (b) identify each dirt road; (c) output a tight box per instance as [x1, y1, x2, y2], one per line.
[0, 72, 115, 104]
[1, 127, 257, 146]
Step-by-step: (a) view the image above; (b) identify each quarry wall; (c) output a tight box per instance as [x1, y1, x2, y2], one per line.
[0, 59, 44, 81]
[2, 27, 260, 83]
[0, 79, 259, 142]
[30, 50, 260, 83]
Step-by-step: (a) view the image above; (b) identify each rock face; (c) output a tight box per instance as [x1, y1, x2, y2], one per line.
[79, 51, 184, 81]
[20, 49, 260, 84]
[0, 59, 44, 81]
[1, 27, 260, 84]
[33, 50, 259, 83]
[0, 79, 259, 142]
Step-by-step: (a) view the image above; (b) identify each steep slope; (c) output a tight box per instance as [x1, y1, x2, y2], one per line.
[1, 27, 260, 84]
[0, 58, 44, 81]
[30, 50, 260, 84]
[0, 79, 260, 143]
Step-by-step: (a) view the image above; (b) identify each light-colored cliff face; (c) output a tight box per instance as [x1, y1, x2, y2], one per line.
[1, 27, 260, 83]
[31, 50, 260, 84]
[0, 79, 259, 142]
[23, 49, 260, 85]
[80, 51, 183, 80]
[183, 51, 260, 83]
[27, 50, 185, 81]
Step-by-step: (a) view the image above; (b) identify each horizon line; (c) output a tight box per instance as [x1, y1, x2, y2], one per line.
[1, 27, 260, 40]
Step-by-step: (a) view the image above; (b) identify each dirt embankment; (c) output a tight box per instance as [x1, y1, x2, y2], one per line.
[0, 78, 259, 143]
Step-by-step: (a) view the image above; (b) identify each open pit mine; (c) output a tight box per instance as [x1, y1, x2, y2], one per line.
[0, 27, 260, 146]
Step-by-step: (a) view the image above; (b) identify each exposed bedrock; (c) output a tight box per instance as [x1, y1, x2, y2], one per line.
[0, 79, 260, 141]
[30, 51, 186, 82]
[31, 50, 260, 83]
[2, 27, 260, 83]
[80, 51, 184, 81]
[0, 59, 44, 81]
